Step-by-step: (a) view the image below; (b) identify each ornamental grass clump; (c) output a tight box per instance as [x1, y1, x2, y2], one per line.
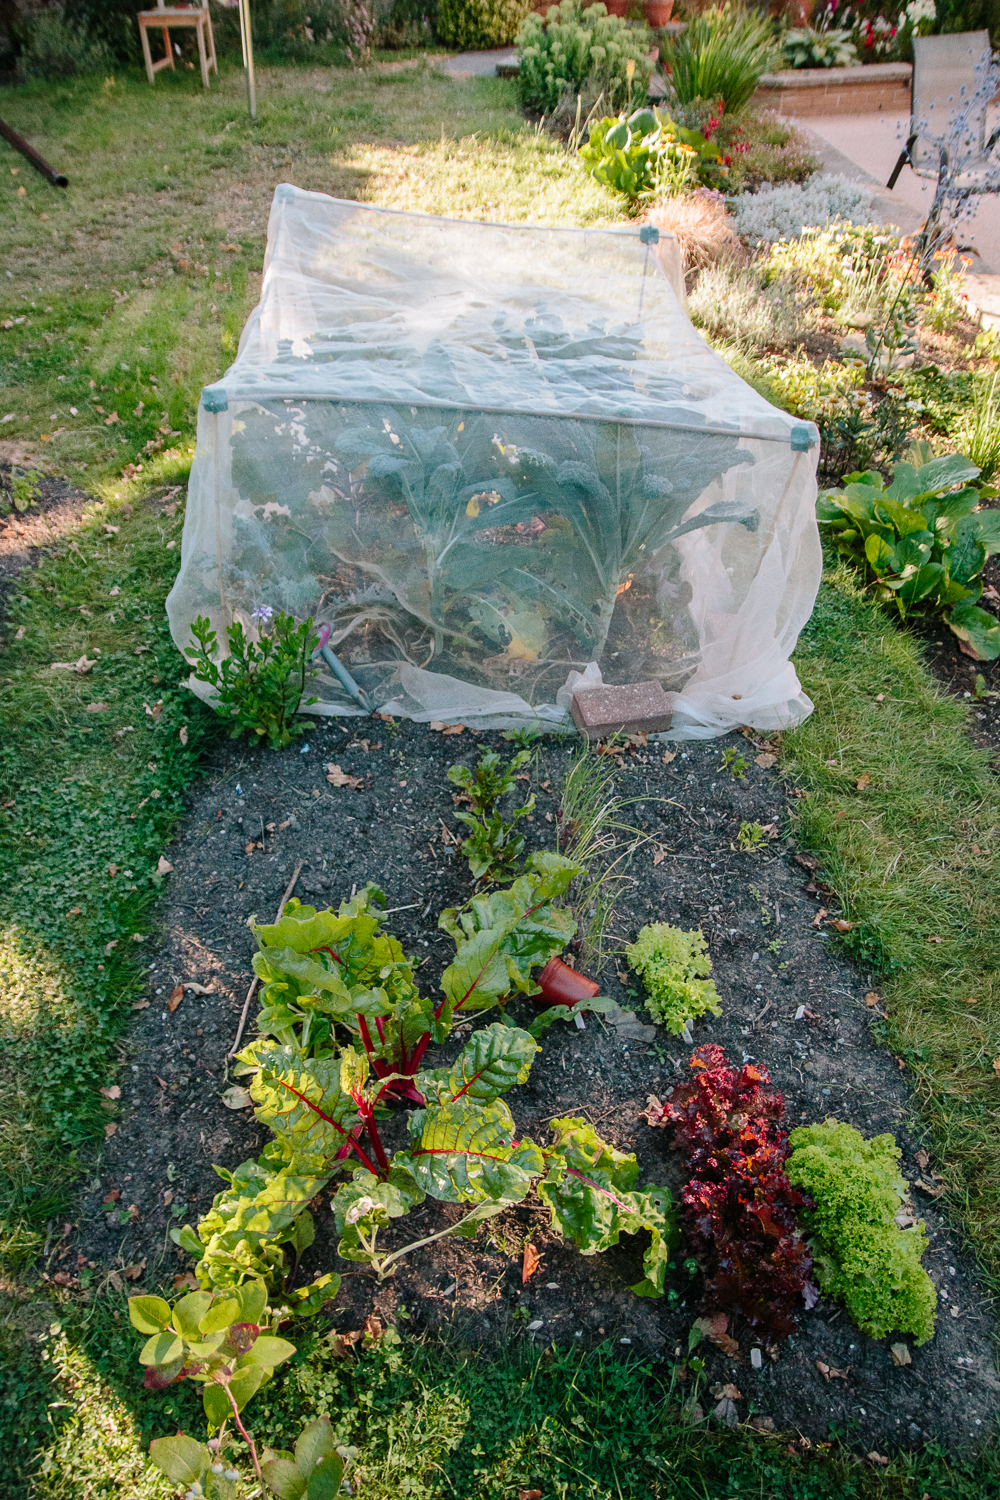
[626, 923, 721, 1033]
[787, 1118, 937, 1343]
[647, 1046, 816, 1337]
[660, 3, 776, 117]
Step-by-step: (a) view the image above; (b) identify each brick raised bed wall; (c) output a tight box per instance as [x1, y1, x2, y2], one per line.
[753, 62, 912, 116]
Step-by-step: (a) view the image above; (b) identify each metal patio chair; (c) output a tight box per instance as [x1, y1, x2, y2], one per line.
[887, 30, 993, 190]
[138, 0, 218, 89]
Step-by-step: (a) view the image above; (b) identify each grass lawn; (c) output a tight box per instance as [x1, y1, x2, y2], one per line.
[1, 54, 999, 1498]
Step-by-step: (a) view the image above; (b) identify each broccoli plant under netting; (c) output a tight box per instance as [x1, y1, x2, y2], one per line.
[167, 187, 822, 737]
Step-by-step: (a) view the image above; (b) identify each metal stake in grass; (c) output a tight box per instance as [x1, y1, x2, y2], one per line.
[238, 0, 257, 120]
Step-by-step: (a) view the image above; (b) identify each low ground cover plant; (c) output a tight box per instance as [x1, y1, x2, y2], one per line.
[647, 1046, 816, 1336]
[626, 923, 722, 1034]
[730, 176, 877, 244]
[787, 1118, 937, 1343]
[186, 611, 319, 751]
[516, 0, 654, 117]
[687, 261, 803, 353]
[817, 452, 1000, 659]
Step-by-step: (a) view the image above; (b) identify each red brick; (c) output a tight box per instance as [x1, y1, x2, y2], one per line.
[571, 680, 673, 741]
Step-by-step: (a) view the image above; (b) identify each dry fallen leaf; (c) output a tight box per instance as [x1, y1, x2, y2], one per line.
[102, 1188, 121, 1203]
[15, 625, 25, 640]
[107, 1270, 124, 1292]
[326, 762, 363, 789]
[662, 749, 676, 764]
[522, 1243, 541, 1284]
[964, 996, 978, 1005]
[173, 1271, 199, 1291]
[856, 772, 871, 790]
[811, 907, 828, 929]
[167, 985, 184, 1012]
[179, 725, 188, 745]
[104, 1123, 117, 1138]
[144, 699, 164, 720]
[755, 753, 777, 769]
[867, 1453, 889, 1467]
[124, 1259, 146, 1280]
[993, 1058, 1000, 1076]
[652, 847, 667, 867]
[163, 1190, 174, 1207]
[99, 1085, 121, 1100]
[156, 1076, 169, 1089]
[916, 1176, 946, 1197]
[157, 856, 174, 874]
[221, 1085, 253, 1110]
[184, 981, 214, 995]
[443, 723, 465, 735]
[85, 701, 109, 713]
[925, 935, 943, 944]
[518, 1491, 542, 1500]
[915, 1149, 929, 1171]
[865, 991, 881, 1007]
[889, 1343, 912, 1366]
[829, 918, 854, 932]
[815, 1361, 850, 1381]
[132, 999, 149, 1010]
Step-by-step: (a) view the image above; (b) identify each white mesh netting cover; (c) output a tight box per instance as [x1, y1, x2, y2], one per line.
[166, 186, 822, 738]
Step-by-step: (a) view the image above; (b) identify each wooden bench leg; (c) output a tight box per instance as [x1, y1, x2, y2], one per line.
[197, 16, 210, 88]
[139, 20, 155, 84]
[206, 16, 218, 74]
[162, 26, 175, 70]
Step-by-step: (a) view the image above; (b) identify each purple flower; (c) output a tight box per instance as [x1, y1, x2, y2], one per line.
[251, 605, 275, 622]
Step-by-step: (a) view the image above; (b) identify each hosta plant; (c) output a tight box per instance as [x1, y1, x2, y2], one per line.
[781, 26, 858, 69]
[579, 107, 728, 204]
[647, 1045, 816, 1336]
[176, 863, 673, 1297]
[127, 1281, 355, 1498]
[816, 453, 1000, 659]
[626, 923, 722, 1034]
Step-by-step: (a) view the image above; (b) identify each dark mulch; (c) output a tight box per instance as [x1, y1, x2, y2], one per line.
[69, 720, 1000, 1453]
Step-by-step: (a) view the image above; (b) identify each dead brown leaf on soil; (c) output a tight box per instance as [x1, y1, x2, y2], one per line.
[890, 1343, 912, 1366]
[167, 985, 184, 1012]
[856, 772, 871, 790]
[816, 1361, 850, 1381]
[326, 762, 363, 789]
[693, 1313, 740, 1356]
[99, 1085, 120, 1100]
[522, 1243, 541, 1284]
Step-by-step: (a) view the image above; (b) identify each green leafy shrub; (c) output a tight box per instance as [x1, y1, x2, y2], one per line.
[579, 106, 728, 203]
[15, 8, 111, 78]
[185, 609, 319, 750]
[817, 452, 1000, 659]
[436, 0, 530, 49]
[626, 923, 722, 1033]
[781, 26, 858, 69]
[787, 1118, 938, 1344]
[660, 3, 776, 116]
[516, 0, 654, 117]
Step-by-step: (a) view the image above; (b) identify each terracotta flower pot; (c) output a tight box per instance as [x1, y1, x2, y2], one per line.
[602, 0, 630, 16]
[537, 956, 601, 1006]
[645, 0, 674, 25]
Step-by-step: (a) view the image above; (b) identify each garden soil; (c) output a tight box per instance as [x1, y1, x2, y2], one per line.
[69, 712, 1000, 1456]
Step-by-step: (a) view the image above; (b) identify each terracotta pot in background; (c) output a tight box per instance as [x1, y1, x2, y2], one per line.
[537, 956, 601, 1006]
[645, 0, 674, 25]
[602, 0, 630, 16]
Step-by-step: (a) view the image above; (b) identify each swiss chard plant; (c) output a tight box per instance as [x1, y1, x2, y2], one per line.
[176, 859, 676, 1298]
[646, 1045, 816, 1336]
[186, 610, 320, 749]
[128, 1281, 355, 1499]
[817, 453, 1000, 660]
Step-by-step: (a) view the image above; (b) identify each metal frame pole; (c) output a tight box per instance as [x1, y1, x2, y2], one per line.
[239, 0, 257, 119]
